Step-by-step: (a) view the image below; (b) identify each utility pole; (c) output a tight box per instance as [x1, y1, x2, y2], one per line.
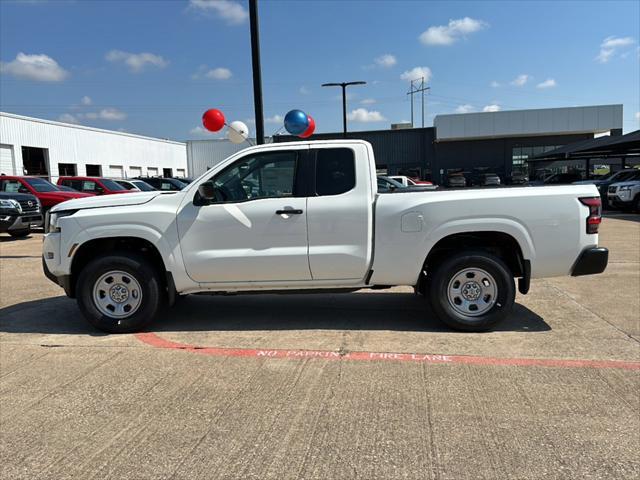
[321, 81, 367, 137]
[249, 0, 265, 144]
[406, 78, 430, 127]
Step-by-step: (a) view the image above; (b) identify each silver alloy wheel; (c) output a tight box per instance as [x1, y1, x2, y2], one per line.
[92, 270, 143, 319]
[446, 267, 497, 317]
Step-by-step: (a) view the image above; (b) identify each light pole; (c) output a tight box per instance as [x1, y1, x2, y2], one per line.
[321, 81, 366, 137]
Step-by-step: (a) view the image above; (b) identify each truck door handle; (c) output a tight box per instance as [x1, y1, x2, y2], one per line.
[276, 209, 303, 215]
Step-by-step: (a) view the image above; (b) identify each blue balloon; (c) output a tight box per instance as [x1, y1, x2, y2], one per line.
[284, 109, 309, 135]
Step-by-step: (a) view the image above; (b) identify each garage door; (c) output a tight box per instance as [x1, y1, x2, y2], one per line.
[0, 144, 16, 175]
[176, 168, 186, 178]
[147, 167, 159, 177]
[109, 165, 124, 178]
[129, 166, 142, 178]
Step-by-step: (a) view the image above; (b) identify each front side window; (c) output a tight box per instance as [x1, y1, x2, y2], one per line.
[315, 148, 355, 196]
[207, 151, 298, 203]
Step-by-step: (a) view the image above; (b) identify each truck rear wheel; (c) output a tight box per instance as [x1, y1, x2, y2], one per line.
[76, 253, 164, 333]
[428, 251, 515, 332]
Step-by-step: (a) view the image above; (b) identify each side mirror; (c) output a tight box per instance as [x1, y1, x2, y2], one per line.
[198, 182, 216, 201]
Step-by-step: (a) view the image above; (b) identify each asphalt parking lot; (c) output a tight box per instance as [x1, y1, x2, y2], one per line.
[1, 214, 638, 480]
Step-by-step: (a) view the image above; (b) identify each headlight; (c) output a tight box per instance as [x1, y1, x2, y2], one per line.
[0, 199, 21, 212]
[47, 210, 76, 233]
[618, 186, 631, 191]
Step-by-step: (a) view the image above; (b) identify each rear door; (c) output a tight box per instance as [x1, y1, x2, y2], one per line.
[306, 144, 374, 281]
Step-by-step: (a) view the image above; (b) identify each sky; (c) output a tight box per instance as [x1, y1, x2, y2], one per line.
[1, 0, 639, 141]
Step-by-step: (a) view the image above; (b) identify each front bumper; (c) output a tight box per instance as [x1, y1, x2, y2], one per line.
[42, 256, 74, 297]
[0, 212, 43, 232]
[571, 247, 608, 276]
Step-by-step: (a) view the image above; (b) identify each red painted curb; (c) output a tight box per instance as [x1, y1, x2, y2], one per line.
[135, 332, 640, 371]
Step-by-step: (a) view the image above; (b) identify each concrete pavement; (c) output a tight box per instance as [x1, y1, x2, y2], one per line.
[1, 216, 638, 479]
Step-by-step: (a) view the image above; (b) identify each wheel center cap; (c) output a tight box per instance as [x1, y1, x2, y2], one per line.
[461, 281, 482, 301]
[109, 284, 129, 303]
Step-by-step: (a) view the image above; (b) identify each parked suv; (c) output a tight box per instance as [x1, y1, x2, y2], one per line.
[57, 177, 133, 195]
[135, 177, 186, 191]
[0, 191, 42, 237]
[575, 168, 640, 207]
[0, 176, 92, 213]
[607, 177, 640, 212]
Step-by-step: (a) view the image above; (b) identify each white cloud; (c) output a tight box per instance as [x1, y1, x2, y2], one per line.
[80, 95, 92, 105]
[596, 36, 636, 63]
[106, 50, 168, 73]
[510, 74, 530, 86]
[419, 17, 487, 46]
[265, 114, 284, 124]
[374, 54, 397, 68]
[299, 86, 310, 95]
[0, 52, 69, 82]
[455, 104, 475, 113]
[360, 98, 376, 105]
[189, 0, 248, 25]
[58, 113, 80, 124]
[347, 108, 386, 123]
[80, 108, 127, 121]
[483, 104, 501, 112]
[536, 78, 557, 89]
[400, 66, 432, 82]
[190, 126, 210, 136]
[490, 80, 501, 88]
[192, 65, 232, 80]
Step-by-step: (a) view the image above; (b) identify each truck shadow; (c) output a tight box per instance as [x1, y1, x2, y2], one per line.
[0, 293, 550, 335]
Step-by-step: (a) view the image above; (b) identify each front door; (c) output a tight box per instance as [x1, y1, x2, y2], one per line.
[177, 149, 312, 284]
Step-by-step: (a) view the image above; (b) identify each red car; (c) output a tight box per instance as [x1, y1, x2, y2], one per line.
[57, 177, 135, 195]
[0, 175, 93, 212]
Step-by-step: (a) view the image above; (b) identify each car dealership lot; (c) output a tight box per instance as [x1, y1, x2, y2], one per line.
[1, 215, 638, 479]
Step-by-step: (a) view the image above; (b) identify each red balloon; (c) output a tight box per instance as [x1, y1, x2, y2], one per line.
[299, 115, 315, 138]
[202, 109, 225, 132]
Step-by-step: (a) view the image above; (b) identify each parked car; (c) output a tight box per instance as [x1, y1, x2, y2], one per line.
[446, 174, 467, 188]
[0, 175, 93, 213]
[57, 177, 134, 195]
[471, 173, 501, 187]
[377, 176, 436, 192]
[607, 178, 640, 212]
[43, 140, 608, 334]
[0, 191, 43, 237]
[542, 172, 584, 185]
[507, 171, 529, 185]
[136, 177, 187, 191]
[57, 185, 79, 192]
[115, 179, 157, 191]
[575, 168, 640, 207]
[388, 175, 433, 187]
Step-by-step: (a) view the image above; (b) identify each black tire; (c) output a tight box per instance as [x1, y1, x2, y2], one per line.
[9, 228, 30, 238]
[76, 252, 164, 333]
[632, 195, 640, 214]
[428, 251, 515, 332]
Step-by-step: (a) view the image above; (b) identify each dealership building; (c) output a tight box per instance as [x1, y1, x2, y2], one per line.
[0, 112, 188, 181]
[274, 104, 625, 183]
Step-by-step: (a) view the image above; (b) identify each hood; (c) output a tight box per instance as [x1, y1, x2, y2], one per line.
[0, 192, 38, 202]
[51, 191, 173, 212]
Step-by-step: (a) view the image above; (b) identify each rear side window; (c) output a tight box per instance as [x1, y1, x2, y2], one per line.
[315, 148, 355, 196]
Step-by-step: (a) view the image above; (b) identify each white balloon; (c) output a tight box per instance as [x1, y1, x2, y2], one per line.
[227, 121, 249, 144]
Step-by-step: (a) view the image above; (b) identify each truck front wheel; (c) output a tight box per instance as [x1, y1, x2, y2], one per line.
[428, 251, 515, 332]
[76, 253, 164, 333]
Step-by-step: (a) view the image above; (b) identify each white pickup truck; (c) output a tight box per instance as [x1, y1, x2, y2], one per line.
[43, 140, 608, 333]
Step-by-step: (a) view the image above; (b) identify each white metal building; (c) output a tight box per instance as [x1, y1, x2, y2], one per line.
[0, 112, 188, 181]
[186, 138, 262, 178]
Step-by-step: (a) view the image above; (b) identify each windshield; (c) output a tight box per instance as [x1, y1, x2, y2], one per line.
[24, 177, 60, 192]
[100, 179, 127, 191]
[132, 181, 156, 191]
